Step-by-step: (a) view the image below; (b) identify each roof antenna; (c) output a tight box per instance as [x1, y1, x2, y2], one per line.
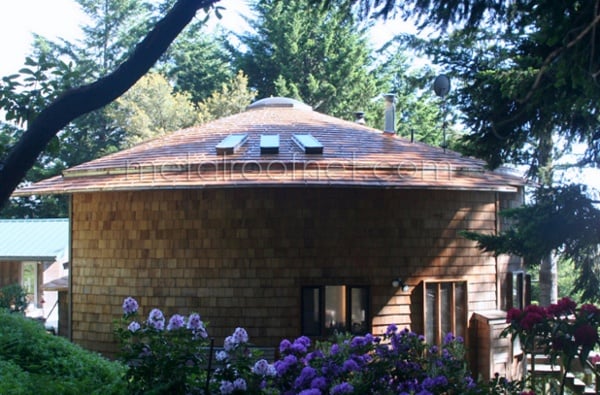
[433, 74, 451, 152]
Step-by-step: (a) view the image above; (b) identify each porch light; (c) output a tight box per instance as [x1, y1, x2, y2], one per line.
[392, 278, 410, 292]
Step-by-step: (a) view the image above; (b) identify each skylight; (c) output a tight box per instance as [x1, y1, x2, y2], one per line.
[292, 134, 323, 154]
[260, 135, 280, 154]
[215, 134, 248, 155]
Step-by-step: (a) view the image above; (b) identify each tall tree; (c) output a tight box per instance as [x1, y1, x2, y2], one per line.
[161, 24, 234, 105]
[390, 0, 600, 304]
[106, 72, 198, 147]
[196, 70, 257, 123]
[0, 0, 237, 216]
[0, 0, 223, 210]
[232, 0, 385, 120]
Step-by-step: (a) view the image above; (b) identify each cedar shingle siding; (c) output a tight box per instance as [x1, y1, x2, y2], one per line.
[71, 187, 504, 355]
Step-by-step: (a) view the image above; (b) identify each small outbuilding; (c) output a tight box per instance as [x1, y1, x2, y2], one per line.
[0, 218, 69, 331]
[16, 97, 523, 377]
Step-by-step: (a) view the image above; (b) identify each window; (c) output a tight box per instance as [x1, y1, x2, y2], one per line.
[508, 271, 531, 310]
[21, 261, 38, 307]
[302, 285, 369, 337]
[424, 281, 467, 344]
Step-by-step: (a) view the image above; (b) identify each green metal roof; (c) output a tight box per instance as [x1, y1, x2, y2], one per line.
[0, 219, 68, 261]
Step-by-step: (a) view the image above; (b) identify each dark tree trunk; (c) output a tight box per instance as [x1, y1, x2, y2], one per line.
[0, 0, 219, 209]
[536, 131, 557, 305]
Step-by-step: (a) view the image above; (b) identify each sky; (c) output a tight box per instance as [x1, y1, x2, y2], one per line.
[0, 1, 257, 77]
[0, 0, 402, 77]
[0, 0, 86, 77]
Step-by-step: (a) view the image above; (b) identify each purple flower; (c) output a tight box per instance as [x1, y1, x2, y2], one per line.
[122, 297, 138, 315]
[167, 314, 185, 331]
[386, 324, 398, 335]
[216, 351, 228, 361]
[232, 327, 249, 344]
[274, 354, 298, 375]
[233, 378, 247, 391]
[443, 332, 455, 345]
[343, 359, 360, 372]
[291, 341, 308, 354]
[294, 366, 317, 388]
[147, 308, 165, 331]
[186, 313, 202, 329]
[186, 313, 208, 338]
[299, 390, 321, 395]
[224, 336, 235, 351]
[295, 336, 311, 348]
[310, 376, 327, 390]
[331, 382, 354, 394]
[330, 344, 340, 355]
[350, 335, 370, 348]
[252, 359, 276, 377]
[127, 321, 140, 333]
[464, 376, 476, 389]
[279, 339, 292, 354]
[219, 380, 235, 394]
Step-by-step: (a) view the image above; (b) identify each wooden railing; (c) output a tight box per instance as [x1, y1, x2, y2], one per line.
[527, 351, 600, 395]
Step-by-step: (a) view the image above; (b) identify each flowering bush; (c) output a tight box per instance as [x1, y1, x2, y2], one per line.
[502, 297, 600, 393]
[115, 297, 210, 394]
[265, 327, 478, 395]
[115, 297, 487, 394]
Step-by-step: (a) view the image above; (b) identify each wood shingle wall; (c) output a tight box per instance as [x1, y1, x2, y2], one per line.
[0, 261, 21, 287]
[71, 187, 503, 356]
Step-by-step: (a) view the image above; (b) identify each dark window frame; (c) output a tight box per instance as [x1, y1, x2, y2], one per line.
[301, 285, 370, 337]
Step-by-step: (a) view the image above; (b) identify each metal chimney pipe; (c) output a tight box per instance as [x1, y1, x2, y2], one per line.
[354, 111, 366, 124]
[383, 93, 396, 134]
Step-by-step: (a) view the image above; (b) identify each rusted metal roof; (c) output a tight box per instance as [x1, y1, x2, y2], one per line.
[14, 97, 524, 195]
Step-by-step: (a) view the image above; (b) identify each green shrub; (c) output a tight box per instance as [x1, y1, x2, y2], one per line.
[0, 283, 28, 313]
[0, 309, 127, 395]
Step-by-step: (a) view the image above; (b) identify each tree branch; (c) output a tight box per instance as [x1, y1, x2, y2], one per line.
[519, 11, 600, 103]
[0, 0, 219, 209]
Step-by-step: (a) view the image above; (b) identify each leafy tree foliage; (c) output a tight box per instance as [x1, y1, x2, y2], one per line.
[106, 72, 198, 147]
[380, 0, 600, 304]
[0, 0, 220, 211]
[232, 0, 385, 120]
[463, 185, 600, 302]
[196, 70, 257, 123]
[162, 25, 234, 105]
[0, 0, 230, 216]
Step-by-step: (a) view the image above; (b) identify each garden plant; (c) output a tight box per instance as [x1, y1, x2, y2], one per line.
[0, 308, 126, 395]
[116, 297, 526, 394]
[503, 297, 600, 394]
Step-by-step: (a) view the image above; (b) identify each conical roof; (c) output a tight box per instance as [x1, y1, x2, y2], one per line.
[15, 97, 523, 195]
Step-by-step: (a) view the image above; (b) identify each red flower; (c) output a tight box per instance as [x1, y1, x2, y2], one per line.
[518, 305, 547, 331]
[580, 304, 600, 318]
[547, 297, 576, 317]
[520, 391, 535, 395]
[506, 308, 522, 324]
[574, 324, 599, 348]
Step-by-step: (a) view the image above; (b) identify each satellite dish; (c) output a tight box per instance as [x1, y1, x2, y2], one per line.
[433, 74, 451, 97]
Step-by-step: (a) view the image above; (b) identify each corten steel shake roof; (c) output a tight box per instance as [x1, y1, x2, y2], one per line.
[14, 97, 524, 196]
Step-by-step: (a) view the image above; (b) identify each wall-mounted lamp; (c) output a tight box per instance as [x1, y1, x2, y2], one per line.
[392, 278, 410, 292]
